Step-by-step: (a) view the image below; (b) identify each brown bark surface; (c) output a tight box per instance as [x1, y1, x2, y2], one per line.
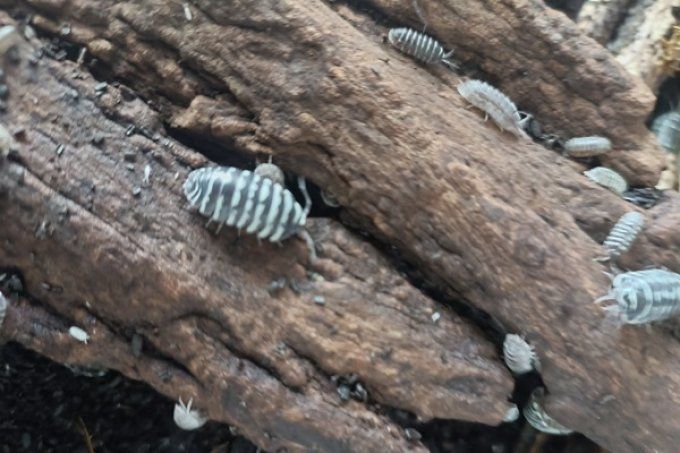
[1, 1, 679, 452]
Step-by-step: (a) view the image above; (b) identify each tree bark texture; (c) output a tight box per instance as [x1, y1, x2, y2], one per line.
[1, 1, 679, 452]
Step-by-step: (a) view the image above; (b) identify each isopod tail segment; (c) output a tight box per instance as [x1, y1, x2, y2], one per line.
[441, 51, 457, 70]
[297, 176, 317, 262]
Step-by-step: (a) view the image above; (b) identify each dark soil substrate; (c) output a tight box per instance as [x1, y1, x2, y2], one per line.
[0, 343, 602, 452]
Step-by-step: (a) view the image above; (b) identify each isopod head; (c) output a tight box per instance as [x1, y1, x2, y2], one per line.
[254, 162, 285, 187]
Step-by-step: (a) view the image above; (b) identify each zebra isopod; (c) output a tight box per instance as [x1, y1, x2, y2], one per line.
[457, 79, 530, 140]
[563, 136, 611, 158]
[651, 111, 680, 154]
[583, 166, 628, 194]
[387, 27, 456, 68]
[598, 211, 644, 261]
[523, 388, 573, 435]
[184, 166, 310, 243]
[595, 269, 680, 324]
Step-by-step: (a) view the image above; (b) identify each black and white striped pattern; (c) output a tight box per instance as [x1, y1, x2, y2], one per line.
[387, 27, 454, 66]
[596, 269, 680, 324]
[457, 79, 530, 140]
[652, 111, 680, 154]
[183, 166, 307, 242]
[523, 389, 573, 435]
[563, 136, 611, 158]
[600, 211, 644, 260]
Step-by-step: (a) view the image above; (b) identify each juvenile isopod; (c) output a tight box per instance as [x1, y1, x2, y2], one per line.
[457, 79, 530, 140]
[502, 334, 540, 374]
[68, 326, 90, 344]
[523, 388, 573, 435]
[597, 211, 644, 261]
[387, 27, 456, 68]
[0, 290, 7, 330]
[254, 160, 285, 187]
[595, 269, 680, 324]
[184, 166, 316, 258]
[651, 111, 680, 154]
[503, 403, 520, 423]
[583, 166, 628, 194]
[563, 136, 611, 158]
[174, 397, 208, 430]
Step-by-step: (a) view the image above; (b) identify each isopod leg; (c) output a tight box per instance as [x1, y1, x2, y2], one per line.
[298, 229, 318, 262]
[441, 58, 458, 70]
[298, 176, 312, 218]
[594, 292, 615, 304]
[215, 222, 225, 235]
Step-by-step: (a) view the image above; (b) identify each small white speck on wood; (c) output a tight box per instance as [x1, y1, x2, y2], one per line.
[431, 311, 441, 323]
[68, 326, 90, 344]
[183, 3, 193, 21]
[143, 164, 152, 185]
[0, 290, 7, 330]
[313, 295, 325, 305]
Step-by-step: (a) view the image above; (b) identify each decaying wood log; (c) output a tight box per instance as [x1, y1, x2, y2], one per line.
[608, 0, 677, 91]
[0, 25, 515, 451]
[1, 1, 679, 452]
[576, 0, 634, 45]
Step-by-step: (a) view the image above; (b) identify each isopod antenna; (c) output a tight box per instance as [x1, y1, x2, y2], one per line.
[297, 176, 317, 262]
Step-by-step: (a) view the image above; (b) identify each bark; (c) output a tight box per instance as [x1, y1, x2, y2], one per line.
[0, 1, 679, 452]
[576, 0, 634, 45]
[607, 0, 678, 92]
[0, 24, 514, 452]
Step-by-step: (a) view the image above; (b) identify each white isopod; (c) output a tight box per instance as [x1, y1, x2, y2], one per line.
[457, 80, 530, 140]
[583, 166, 628, 194]
[174, 397, 208, 430]
[523, 388, 573, 435]
[387, 27, 456, 68]
[254, 161, 285, 187]
[563, 136, 611, 158]
[595, 269, 680, 324]
[502, 334, 540, 374]
[597, 211, 644, 261]
[651, 111, 680, 154]
[0, 290, 7, 330]
[68, 326, 90, 344]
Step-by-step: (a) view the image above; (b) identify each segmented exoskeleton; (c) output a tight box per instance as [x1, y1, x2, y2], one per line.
[184, 166, 310, 243]
[596, 269, 680, 324]
[652, 111, 680, 154]
[502, 334, 540, 374]
[387, 27, 456, 68]
[584, 167, 628, 194]
[457, 80, 530, 140]
[563, 136, 611, 158]
[597, 211, 644, 261]
[523, 388, 573, 435]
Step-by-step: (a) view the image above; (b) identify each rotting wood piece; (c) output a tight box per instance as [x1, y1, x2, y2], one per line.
[19, 0, 665, 186]
[0, 20, 514, 452]
[576, 0, 634, 45]
[4, 2, 680, 451]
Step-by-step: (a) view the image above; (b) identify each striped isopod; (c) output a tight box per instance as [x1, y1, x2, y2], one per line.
[0, 290, 7, 331]
[597, 211, 644, 261]
[595, 269, 680, 324]
[387, 27, 456, 68]
[563, 136, 611, 158]
[184, 166, 315, 253]
[502, 334, 540, 374]
[457, 80, 530, 140]
[584, 166, 628, 194]
[523, 388, 573, 435]
[651, 111, 680, 154]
